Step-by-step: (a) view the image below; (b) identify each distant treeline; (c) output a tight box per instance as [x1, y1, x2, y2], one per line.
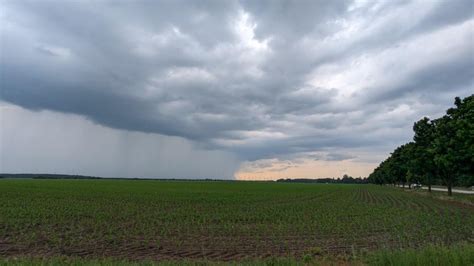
[1, 173, 370, 184]
[0, 174, 239, 182]
[0, 174, 102, 179]
[367, 95, 474, 195]
[277, 175, 368, 184]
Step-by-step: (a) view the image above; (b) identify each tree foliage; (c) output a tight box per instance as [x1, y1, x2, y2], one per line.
[368, 95, 474, 195]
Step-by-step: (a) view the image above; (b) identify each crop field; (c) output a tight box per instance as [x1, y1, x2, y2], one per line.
[0, 179, 473, 263]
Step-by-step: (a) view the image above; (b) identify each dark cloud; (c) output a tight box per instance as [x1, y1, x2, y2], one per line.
[1, 0, 472, 166]
[0, 104, 240, 179]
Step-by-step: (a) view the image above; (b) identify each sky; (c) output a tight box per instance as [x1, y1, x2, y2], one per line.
[1, 0, 473, 180]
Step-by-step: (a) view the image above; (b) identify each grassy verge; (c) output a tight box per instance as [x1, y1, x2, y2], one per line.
[432, 191, 474, 204]
[365, 243, 474, 266]
[2, 244, 473, 265]
[407, 188, 474, 205]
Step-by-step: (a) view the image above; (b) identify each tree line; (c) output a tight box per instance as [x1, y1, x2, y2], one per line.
[277, 174, 368, 184]
[367, 95, 473, 196]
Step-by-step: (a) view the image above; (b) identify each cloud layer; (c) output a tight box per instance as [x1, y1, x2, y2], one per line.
[1, 0, 473, 178]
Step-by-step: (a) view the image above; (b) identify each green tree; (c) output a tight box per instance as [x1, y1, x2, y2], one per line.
[449, 96, 474, 185]
[413, 117, 436, 192]
[431, 96, 473, 195]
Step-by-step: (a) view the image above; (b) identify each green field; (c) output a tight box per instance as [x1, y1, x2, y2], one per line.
[0, 179, 473, 264]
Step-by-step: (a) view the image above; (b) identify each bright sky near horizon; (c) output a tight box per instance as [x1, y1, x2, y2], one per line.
[1, 0, 473, 180]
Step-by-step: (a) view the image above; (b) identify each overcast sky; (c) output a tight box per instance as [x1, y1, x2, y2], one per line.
[1, 0, 473, 179]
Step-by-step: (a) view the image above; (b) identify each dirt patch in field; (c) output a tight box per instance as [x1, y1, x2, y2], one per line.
[0, 234, 396, 262]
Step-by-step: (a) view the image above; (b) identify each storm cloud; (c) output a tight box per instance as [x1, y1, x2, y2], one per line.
[1, 0, 473, 178]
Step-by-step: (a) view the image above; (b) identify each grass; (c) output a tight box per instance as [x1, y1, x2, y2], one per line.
[407, 188, 474, 205]
[365, 243, 474, 266]
[0, 179, 473, 263]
